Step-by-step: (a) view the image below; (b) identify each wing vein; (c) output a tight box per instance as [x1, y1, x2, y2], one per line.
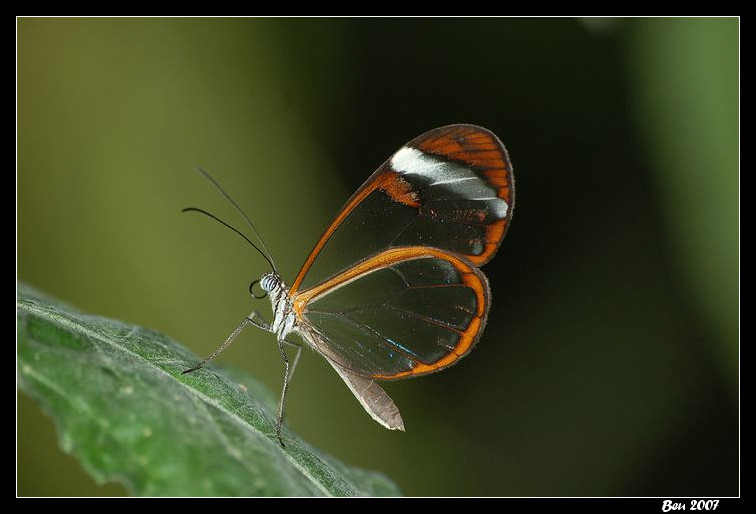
[340, 313, 427, 364]
[382, 303, 466, 336]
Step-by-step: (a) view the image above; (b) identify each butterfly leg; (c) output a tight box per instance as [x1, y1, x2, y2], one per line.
[283, 339, 302, 385]
[246, 311, 304, 385]
[245, 310, 273, 332]
[182, 310, 272, 374]
[274, 338, 303, 448]
[253, 311, 301, 378]
[182, 315, 256, 374]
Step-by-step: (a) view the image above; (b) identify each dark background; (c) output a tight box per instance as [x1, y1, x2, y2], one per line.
[18, 18, 739, 496]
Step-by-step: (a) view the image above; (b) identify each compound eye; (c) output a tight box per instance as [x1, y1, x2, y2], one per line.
[261, 274, 280, 292]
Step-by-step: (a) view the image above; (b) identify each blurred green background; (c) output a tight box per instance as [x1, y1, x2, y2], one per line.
[17, 17, 738, 496]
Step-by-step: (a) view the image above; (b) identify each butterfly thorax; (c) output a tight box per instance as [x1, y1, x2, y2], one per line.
[261, 272, 297, 341]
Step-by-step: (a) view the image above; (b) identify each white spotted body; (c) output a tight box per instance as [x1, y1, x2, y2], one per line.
[260, 273, 296, 341]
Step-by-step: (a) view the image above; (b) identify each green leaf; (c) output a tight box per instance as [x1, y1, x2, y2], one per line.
[16, 283, 401, 497]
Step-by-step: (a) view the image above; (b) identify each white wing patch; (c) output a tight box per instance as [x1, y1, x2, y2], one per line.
[391, 147, 508, 218]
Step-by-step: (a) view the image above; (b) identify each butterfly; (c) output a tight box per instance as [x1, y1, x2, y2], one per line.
[183, 124, 514, 446]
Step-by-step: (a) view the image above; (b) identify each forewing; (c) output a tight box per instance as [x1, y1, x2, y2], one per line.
[290, 124, 514, 294]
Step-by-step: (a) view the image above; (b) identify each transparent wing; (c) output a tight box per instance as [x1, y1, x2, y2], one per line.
[290, 124, 514, 295]
[293, 247, 490, 380]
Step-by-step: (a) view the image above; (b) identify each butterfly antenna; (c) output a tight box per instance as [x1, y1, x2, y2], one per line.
[182, 207, 276, 272]
[193, 167, 277, 272]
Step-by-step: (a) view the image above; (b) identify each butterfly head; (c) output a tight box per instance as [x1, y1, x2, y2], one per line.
[248, 272, 280, 299]
[261, 272, 280, 292]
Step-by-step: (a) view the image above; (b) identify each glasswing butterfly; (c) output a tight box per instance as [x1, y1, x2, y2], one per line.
[183, 124, 514, 446]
